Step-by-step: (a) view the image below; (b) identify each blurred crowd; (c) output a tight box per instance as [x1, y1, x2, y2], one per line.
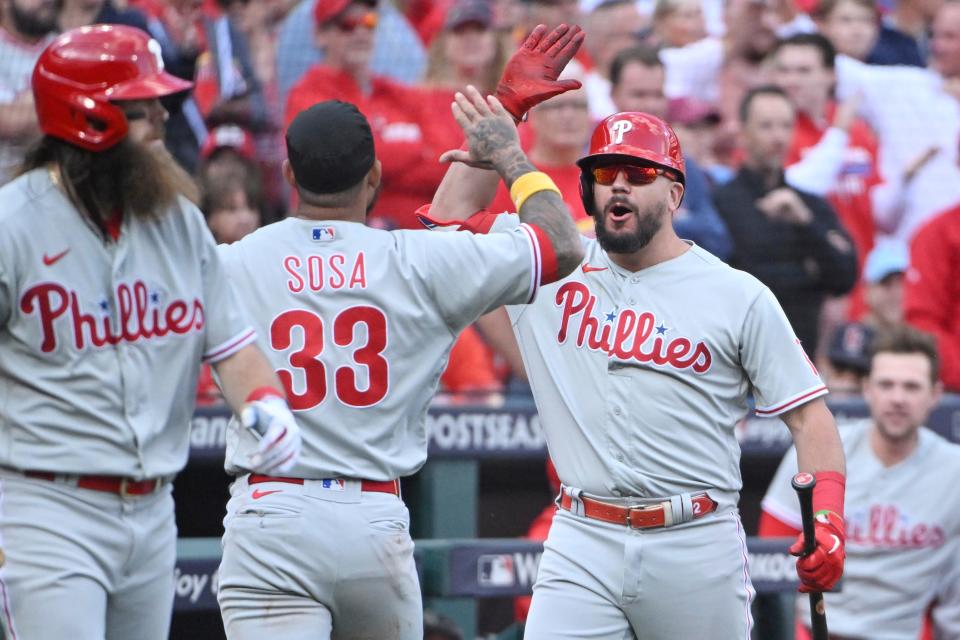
[2, 0, 960, 402]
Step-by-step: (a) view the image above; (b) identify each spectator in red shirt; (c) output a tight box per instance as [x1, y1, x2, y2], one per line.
[286, 0, 448, 229]
[489, 65, 594, 233]
[774, 33, 883, 323]
[905, 204, 960, 392]
[422, 0, 512, 168]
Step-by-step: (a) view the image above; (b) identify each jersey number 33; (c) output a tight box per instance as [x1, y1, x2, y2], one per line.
[271, 306, 389, 410]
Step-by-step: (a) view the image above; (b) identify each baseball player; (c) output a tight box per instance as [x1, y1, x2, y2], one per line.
[426, 112, 848, 639]
[0, 25, 302, 640]
[761, 326, 960, 640]
[215, 24, 585, 640]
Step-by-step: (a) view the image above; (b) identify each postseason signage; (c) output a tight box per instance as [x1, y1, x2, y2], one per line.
[173, 537, 803, 612]
[188, 396, 960, 462]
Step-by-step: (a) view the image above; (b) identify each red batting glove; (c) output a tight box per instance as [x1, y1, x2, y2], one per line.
[495, 23, 586, 122]
[789, 510, 846, 592]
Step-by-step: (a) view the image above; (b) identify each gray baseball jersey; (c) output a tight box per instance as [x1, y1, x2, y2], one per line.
[0, 167, 254, 640]
[217, 217, 545, 480]
[0, 169, 256, 478]
[216, 216, 547, 640]
[480, 214, 825, 639]
[498, 223, 827, 510]
[764, 420, 960, 639]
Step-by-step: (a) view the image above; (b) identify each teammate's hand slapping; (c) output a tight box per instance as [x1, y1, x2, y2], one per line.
[440, 86, 523, 170]
[242, 393, 302, 474]
[789, 509, 846, 592]
[495, 23, 585, 122]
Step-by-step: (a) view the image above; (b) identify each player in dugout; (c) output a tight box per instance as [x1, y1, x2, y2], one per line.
[761, 325, 960, 640]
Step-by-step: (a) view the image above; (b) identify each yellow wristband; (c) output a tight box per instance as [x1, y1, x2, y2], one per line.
[509, 171, 561, 211]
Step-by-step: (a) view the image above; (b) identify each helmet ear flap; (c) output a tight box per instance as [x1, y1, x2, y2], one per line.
[63, 91, 129, 150]
[579, 167, 596, 217]
[32, 70, 129, 152]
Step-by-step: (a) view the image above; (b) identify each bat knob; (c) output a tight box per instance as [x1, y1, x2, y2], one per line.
[792, 472, 816, 491]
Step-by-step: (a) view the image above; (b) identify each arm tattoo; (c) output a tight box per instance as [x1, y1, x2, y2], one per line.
[467, 117, 532, 181]
[518, 190, 583, 278]
[493, 147, 539, 186]
[469, 112, 584, 276]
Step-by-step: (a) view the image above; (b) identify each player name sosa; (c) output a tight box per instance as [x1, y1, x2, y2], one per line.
[283, 253, 367, 293]
[555, 282, 712, 373]
[846, 505, 946, 549]
[20, 281, 204, 353]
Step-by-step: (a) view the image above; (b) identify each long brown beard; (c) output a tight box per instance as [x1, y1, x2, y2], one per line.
[20, 136, 199, 224]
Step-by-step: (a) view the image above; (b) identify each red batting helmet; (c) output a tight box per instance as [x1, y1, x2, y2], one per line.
[32, 24, 193, 152]
[576, 112, 685, 215]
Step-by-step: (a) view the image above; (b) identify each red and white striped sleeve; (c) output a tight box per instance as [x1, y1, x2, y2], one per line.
[203, 327, 257, 363]
[741, 287, 828, 416]
[418, 205, 562, 288]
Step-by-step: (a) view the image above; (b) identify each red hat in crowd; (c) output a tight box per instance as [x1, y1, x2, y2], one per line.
[666, 97, 721, 127]
[314, 0, 376, 25]
[200, 125, 256, 162]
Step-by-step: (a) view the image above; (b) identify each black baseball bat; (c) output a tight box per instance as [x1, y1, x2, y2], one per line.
[792, 472, 829, 640]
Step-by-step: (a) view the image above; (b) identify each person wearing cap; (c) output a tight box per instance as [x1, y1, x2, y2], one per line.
[0, 25, 301, 639]
[275, 0, 427, 107]
[760, 325, 960, 640]
[422, 0, 512, 205]
[608, 45, 733, 259]
[862, 239, 909, 330]
[215, 25, 585, 639]
[197, 123, 275, 216]
[906, 203, 960, 393]
[666, 95, 730, 186]
[824, 322, 876, 397]
[823, 239, 909, 395]
[424, 0, 510, 97]
[426, 56, 847, 640]
[285, 0, 452, 228]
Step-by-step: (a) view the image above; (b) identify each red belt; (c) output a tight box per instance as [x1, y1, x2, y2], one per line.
[559, 491, 717, 529]
[24, 471, 163, 496]
[248, 475, 400, 496]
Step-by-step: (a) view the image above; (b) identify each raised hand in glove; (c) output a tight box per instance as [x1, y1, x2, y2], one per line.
[789, 510, 846, 592]
[495, 23, 585, 122]
[242, 390, 302, 474]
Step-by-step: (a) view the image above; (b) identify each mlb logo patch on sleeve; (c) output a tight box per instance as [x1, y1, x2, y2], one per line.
[312, 226, 336, 242]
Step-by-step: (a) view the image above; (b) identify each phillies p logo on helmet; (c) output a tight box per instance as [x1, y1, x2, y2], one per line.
[610, 120, 633, 145]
